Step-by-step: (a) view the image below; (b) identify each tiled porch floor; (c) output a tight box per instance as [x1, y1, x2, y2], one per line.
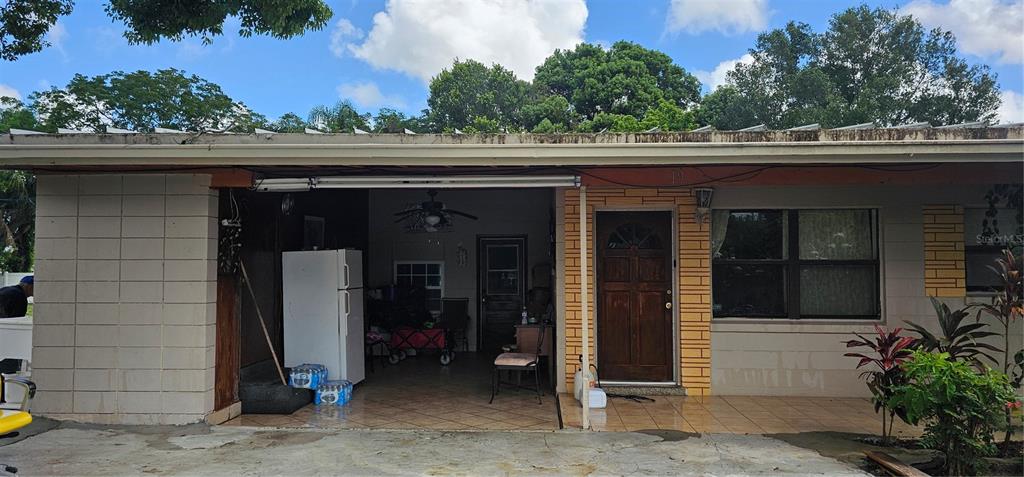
[560, 393, 922, 435]
[223, 352, 559, 430]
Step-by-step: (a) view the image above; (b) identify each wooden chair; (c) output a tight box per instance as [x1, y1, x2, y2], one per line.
[489, 325, 545, 405]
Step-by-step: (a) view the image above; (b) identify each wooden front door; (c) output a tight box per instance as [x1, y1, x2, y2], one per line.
[478, 236, 527, 353]
[597, 211, 674, 382]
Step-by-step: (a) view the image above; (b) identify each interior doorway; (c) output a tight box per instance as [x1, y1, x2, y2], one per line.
[477, 236, 527, 353]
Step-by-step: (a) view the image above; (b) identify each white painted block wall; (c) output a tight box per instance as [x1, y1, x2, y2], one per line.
[31, 174, 218, 424]
[709, 184, 1020, 397]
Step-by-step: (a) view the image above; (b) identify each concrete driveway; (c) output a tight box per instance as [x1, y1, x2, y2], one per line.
[0, 422, 869, 476]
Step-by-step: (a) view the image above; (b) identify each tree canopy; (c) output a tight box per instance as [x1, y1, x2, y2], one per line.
[701, 6, 1001, 129]
[29, 68, 265, 132]
[534, 41, 702, 120]
[427, 60, 531, 132]
[1, 0, 331, 61]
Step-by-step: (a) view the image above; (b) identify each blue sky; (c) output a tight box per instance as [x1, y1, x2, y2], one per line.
[1, 0, 1021, 123]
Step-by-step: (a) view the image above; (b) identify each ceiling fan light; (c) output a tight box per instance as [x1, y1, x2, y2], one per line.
[424, 214, 442, 226]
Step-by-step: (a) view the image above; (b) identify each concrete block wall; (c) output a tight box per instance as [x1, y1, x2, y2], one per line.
[32, 174, 218, 424]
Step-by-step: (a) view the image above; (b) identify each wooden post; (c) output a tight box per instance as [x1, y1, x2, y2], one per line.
[579, 185, 590, 430]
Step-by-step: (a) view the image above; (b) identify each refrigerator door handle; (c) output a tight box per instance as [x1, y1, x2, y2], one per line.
[342, 263, 351, 289]
[342, 290, 351, 316]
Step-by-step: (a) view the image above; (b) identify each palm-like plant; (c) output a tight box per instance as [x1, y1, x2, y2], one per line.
[972, 249, 1022, 446]
[844, 325, 916, 442]
[906, 298, 1001, 365]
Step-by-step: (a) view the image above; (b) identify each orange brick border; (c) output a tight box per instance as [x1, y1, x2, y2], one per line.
[562, 188, 712, 396]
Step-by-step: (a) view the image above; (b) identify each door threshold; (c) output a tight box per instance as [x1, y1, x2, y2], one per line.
[600, 381, 678, 387]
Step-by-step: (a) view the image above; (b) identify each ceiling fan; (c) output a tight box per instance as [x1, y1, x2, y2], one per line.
[394, 189, 478, 232]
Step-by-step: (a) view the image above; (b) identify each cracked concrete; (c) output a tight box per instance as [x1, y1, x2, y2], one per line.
[0, 423, 870, 476]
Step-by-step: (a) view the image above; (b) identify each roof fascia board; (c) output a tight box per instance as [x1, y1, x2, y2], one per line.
[1, 140, 1021, 167]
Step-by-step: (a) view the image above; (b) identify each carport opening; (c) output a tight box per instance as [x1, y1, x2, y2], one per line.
[215, 181, 562, 429]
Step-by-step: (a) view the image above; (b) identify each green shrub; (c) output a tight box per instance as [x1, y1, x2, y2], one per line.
[888, 350, 1016, 475]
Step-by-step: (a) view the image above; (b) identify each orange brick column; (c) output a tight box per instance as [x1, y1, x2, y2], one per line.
[562, 188, 712, 395]
[923, 205, 966, 297]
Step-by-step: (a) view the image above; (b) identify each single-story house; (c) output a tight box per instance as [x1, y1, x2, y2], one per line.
[1, 126, 1021, 425]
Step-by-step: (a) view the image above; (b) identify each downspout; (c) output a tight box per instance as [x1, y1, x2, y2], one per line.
[579, 185, 590, 430]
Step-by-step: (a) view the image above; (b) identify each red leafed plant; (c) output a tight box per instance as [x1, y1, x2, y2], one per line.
[844, 325, 916, 443]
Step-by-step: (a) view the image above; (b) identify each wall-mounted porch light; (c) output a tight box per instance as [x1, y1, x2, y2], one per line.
[694, 187, 714, 224]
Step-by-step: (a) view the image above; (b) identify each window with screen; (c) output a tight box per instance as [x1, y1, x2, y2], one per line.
[711, 209, 880, 319]
[394, 261, 444, 316]
[964, 208, 1022, 293]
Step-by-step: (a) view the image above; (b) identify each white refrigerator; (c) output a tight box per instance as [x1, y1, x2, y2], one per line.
[282, 249, 365, 384]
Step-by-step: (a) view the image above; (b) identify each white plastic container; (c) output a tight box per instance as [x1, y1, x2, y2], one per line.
[573, 368, 606, 408]
[584, 388, 607, 409]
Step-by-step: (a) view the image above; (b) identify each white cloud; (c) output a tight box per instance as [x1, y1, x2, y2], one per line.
[46, 21, 68, 57]
[997, 90, 1024, 123]
[342, 0, 588, 82]
[902, 0, 1023, 64]
[338, 81, 405, 109]
[666, 0, 768, 35]
[694, 53, 754, 90]
[329, 18, 364, 57]
[0, 84, 21, 101]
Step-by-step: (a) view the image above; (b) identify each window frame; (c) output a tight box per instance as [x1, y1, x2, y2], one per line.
[393, 260, 445, 316]
[712, 208, 882, 320]
[963, 207, 1023, 295]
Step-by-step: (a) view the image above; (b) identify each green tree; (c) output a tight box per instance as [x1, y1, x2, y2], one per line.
[0, 170, 35, 272]
[534, 41, 701, 120]
[2, 1, 331, 61]
[30, 68, 263, 132]
[640, 99, 697, 131]
[0, 0, 72, 61]
[371, 108, 431, 133]
[694, 86, 759, 130]
[706, 6, 1001, 129]
[427, 59, 529, 131]
[268, 112, 308, 133]
[0, 97, 41, 133]
[577, 112, 642, 133]
[308, 100, 370, 133]
[521, 94, 575, 131]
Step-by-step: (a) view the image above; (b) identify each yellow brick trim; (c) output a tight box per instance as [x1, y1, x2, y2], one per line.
[563, 187, 712, 396]
[924, 205, 966, 297]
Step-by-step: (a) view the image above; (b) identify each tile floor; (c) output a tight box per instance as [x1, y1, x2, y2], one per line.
[223, 351, 559, 430]
[559, 393, 922, 436]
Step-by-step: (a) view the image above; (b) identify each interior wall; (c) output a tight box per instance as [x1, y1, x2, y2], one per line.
[236, 189, 369, 370]
[367, 188, 554, 351]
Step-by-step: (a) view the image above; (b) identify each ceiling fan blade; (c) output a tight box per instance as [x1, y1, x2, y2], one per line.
[446, 209, 478, 220]
[393, 209, 420, 216]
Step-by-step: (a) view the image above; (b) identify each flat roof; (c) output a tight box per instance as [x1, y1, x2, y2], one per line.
[1, 127, 1022, 168]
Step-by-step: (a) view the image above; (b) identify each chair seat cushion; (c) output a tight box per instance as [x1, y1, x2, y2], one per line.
[494, 352, 537, 367]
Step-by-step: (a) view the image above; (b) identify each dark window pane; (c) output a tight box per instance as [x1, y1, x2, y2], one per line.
[412, 263, 427, 274]
[608, 223, 663, 249]
[427, 263, 441, 275]
[427, 275, 441, 287]
[798, 210, 876, 260]
[412, 275, 426, 287]
[397, 263, 410, 274]
[715, 211, 786, 259]
[799, 265, 878, 317]
[487, 245, 518, 270]
[487, 271, 518, 295]
[396, 276, 411, 286]
[966, 248, 1005, 291]
[712, 264, 787, 317]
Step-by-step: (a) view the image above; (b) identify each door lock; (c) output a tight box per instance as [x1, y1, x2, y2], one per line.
[665, 302, 672, 310]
